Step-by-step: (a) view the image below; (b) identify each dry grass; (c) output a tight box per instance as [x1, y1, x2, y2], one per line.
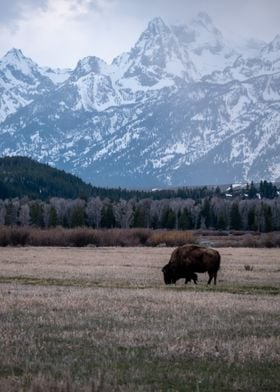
[0, 247, 279, 391]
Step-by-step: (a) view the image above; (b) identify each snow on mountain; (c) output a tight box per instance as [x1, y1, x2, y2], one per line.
[114, 17, 197, 88]
[0, 48, 72, 123]
[203, 34, 280, 84]
[260, 34, 280, 63]
[67, 56, 123, 111]
[70, 56, 109, 80]
[0, 13, 279, 187]
[231, 37, 266, 58]
[0, 49, 51, 122]
[172, 12, 238, 77]
[40, 67, 72, 84]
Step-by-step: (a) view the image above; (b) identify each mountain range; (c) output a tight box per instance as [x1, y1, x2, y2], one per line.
[0, 12, 279, 188]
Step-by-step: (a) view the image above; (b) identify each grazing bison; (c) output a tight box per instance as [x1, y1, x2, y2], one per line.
[162, 245, 221, 285]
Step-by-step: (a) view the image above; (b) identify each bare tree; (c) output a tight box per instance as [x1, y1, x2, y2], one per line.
[113, 199, 133, 228]
[86, 197, 103, 228]
[49, 198, 68, 226]
[18, 204, 30, 226]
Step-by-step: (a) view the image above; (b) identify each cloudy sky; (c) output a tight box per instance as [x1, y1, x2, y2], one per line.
[0, 0, 279, 69]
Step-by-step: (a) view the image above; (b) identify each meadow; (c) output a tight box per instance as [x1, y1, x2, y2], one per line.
[0, 246, 279, 391]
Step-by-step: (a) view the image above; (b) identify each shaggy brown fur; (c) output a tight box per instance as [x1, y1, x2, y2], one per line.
[162, 244, 221, 285]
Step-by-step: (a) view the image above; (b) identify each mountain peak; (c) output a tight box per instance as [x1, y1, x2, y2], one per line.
[194, 12, 213, 26]
[3, 48, 26, 62]
[146, 17, 170, 35]
[148, 17, 166, 27]
[71, 56, 108, 80]
[0, 47, 39, 77]
[270, 34, 280, 49]
[261, 34, 280, 60]
[189, 11, 223, 43]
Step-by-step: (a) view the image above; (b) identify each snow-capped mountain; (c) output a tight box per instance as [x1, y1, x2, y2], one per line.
[0, 48, 71, 123]
[172, 12, 239, 77]
[115, 17, 197, 85]
[40, 66, 72, 84]
[204, 34, 280, 84]
[0, 13, 279, 187]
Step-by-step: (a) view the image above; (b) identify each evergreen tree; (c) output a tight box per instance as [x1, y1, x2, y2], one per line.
[230, 203, 242, 230]
[160, 207, 176, 229]
[247, 207, 256, 231]
[263, 204, 273, 232]
[214, 186, 222, 196]
[201, 198, 211, 228]
[48, 206, 58, 227]
[132, 207, 146, 228]
[178, 208, 193, 230]
[70, 206, 85, 227]
[100, 204, 115, 228]
[217, 214, 227, 230]
[248, 181, 257, 199]
[150, 214, 160, 229]
[30, 202, 44, 227]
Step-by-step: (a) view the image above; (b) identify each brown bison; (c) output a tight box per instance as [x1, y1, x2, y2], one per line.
[162, 244, 221, 285]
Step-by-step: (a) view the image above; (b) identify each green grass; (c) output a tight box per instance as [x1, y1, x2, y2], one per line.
[1, 344, 279, 391]
[169, 283, 280, 296]
[0, 275, 279, 295]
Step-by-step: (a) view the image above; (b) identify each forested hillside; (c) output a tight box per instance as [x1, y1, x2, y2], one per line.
[0, 156, 231, 201]
[0, 156, 94, 200]
[0, 156, 279, 232]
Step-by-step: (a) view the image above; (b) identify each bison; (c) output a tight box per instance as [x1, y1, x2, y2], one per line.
[162, 244, 221, 285]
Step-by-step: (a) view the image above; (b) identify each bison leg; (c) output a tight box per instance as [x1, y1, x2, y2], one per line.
[213, 271, 218, 285]
[192, 273, 198, 284]
[185, 273, 198, 285]
[207, 271, 214, 285]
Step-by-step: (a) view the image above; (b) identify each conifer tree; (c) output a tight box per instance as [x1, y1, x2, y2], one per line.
[230, 203, 242, 230]
[49, 206, 58, 227]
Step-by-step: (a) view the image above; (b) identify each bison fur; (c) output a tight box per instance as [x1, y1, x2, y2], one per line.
[162, 245, 221, 285]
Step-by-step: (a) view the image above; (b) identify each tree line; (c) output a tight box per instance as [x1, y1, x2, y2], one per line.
[1, 157, 279, 202]
[1, 194, 279, 232]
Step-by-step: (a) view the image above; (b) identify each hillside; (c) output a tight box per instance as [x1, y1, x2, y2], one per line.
[0, 156, 215, 201]
[0, 156, 278, 203]
[0, 156, 94, 200]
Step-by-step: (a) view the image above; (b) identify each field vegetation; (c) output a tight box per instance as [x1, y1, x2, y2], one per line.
[1, 226, 280, 248]
[0, 247, 279, 391]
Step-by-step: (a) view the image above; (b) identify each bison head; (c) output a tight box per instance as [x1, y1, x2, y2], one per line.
[162, 263, 175, 285]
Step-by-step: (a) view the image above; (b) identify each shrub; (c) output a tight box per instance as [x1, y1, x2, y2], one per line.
[0, 227, 279, 248]
[0, 227, 9, 246]
[0, 226, 30, 246]
[241, 234, 258, 248]
[146, 230, 197, 247]
[29, 228, 66, 246]
[10, 227, 30, 246]
[67, 228, 97, 247]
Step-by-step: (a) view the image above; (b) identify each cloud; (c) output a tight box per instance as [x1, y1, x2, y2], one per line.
[0, 0, 279, 68]
[0, 0, 48, 27]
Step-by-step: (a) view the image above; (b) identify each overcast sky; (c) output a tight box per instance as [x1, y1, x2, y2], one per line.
[0, 0, 279, 69]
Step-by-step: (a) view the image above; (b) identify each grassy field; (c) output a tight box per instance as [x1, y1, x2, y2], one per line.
[0, 247, 279, 391]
